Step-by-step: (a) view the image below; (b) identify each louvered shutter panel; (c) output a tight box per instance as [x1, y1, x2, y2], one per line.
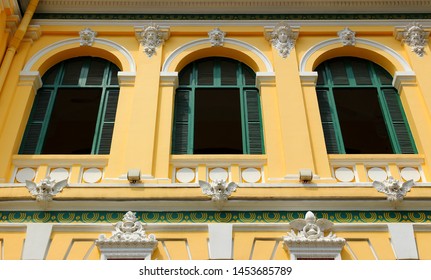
[172, 90, 191, 154]
[245, 89, 263, 154]
[97, 90, 119, 154]
[316, 89, 340, 154]
[383, 89, 416, 154]
[19, 89, 54, 154]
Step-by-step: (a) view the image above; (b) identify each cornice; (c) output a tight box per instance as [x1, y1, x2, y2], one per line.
[18, 0, 431, 15]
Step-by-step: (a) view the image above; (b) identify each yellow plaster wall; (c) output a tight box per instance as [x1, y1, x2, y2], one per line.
[414, 231, 431, 260]
[45, 232, 101, 260]
[0, 231, 25, 260]
[0, 23, 430, 196]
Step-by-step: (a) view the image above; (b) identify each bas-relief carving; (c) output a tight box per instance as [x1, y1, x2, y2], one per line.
[96, 211, 158, 260]
[283, 211, 346, 259]
[338, 27, 356, 46]
[208, 27, 226, 47]
[265, 21, 298, 58]
[25, 176, 67, 203]
[136, 24, 170, 57]
[199, 179, 238, 210]
[373, 176, 414, 207]
[79, 27, 97, 46]
[402, 23, 429, 57]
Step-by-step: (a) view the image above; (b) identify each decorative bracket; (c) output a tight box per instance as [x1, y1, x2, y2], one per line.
[208, 27, 226, 47]
[264, 21, 299, 58]
[199, 180, 238, 210]
[96, 211, 158, 260]
[135, 24, 170, 57]
[373, 176, 414, 207]
[79, 27, 97, 47]
[283, 211, 345, 260]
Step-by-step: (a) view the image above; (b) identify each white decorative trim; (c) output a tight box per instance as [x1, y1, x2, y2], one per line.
[388, 224, 419, 259]
[117, 71, 136, 87]
[393, 71, 417, 91]
[96, 211, 158, 260]
[299, 38, 413, 73]
[283, 211, 345, 260]
[22, 38, 136, 73]
[208, 224, 233, 259]
[299, 71, 318, 86]
[160, 71, 179, 87]
[255, 72, 276, 88]
[162, 38, 273, 72]
[18, 71, 42, 91]
[22, 224, 53, 260]
[12, 155, 109, 167]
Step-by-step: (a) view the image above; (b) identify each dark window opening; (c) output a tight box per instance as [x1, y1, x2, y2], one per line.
[333, 88, 393, 154]
[194, 88, 243, 154]
[315, 57, 416, 155]
[172, 57, 264, 155]
[42, 88, 102, 154]
[19, 57, 120, 155]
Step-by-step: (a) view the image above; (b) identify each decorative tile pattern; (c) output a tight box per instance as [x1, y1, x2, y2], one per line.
[1, 211, 431, 223]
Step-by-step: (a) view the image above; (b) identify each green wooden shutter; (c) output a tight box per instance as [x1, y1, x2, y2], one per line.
[316, 89, 340, 154]
[172, 90, 191, 154]
[19, 89, 54, 154]
[382, 88, 417, 154]
[97, 89, 119, 154]
[244, 89, 263, 154]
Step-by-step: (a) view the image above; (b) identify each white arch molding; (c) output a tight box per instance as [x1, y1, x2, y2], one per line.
[20, 38, 137, 89]
[299, 38, 413, 73]
[161, 38, 274, 73]
[299, 38, 415, 89]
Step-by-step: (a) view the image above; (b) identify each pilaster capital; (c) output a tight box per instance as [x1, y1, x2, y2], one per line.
[300, 71, 318, 87]
[160, 72, 178, 87]
[118, 71, 136, 87]
[256, 72, 276, 88]
[393, 71, 416, 91]
[19, 71, 42, 93]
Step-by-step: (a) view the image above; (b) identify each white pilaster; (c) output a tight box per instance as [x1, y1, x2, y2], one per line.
[208, 223, 233, 259]
[22, 224, 53, 260]
[388, 223, 418, 259]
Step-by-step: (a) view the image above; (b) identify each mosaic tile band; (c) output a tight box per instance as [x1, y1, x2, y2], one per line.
[0, 211, 430, 223]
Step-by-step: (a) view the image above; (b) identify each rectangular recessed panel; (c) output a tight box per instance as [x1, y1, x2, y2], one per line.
[64, 240, 96, 260]
[346, 239, 377, 260]
[161, 239, 191, 260]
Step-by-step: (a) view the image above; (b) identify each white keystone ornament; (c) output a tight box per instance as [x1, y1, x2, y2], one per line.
[373, 176, 414, 206]
[25, 176, 67, 203]
[79, 27, 97, 46]
[199, 179, 237, 210]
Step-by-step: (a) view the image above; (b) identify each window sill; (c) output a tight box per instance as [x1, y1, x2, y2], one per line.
[328, 154, 424, 165]
[12, 154, 110, 167]
[170, 154, 267, 166]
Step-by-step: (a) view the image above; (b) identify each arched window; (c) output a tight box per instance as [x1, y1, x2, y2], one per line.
[172, 57, 264, 154]
[19, 57, 120, 154]
[315, 57, 416, 154]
